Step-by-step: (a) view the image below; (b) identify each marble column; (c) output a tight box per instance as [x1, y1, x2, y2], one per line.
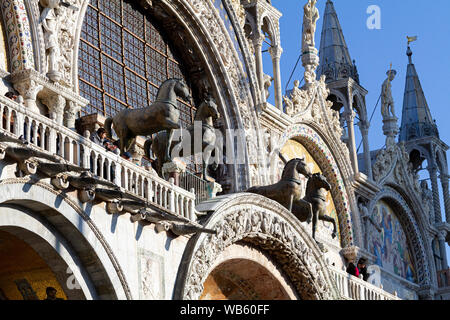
[269, 45, 283, 111]
[252, 33, 266, 103]
[429, 165, 442, 224]
[440, 173, 450, 224]
[345, 108, 359, 174]
[438, 232, 449, 271]
[358, 120, 372, 180]
[42, 94, 66, 126]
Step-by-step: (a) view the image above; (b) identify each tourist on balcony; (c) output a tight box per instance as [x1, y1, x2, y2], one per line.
[90, 128, 107, 146]
[112, 140, 132, 160]
[357, 258, 369, 281]
[346, 262, 360, 278]
[104, 139, 120, 156]
[5, 91, 17, 101]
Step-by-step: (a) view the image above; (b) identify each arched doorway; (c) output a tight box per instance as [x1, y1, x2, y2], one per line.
[200, 243, 297, 300]
[0, 181, 133, 300]
[0, 229, 82, 300]
[174, 194, 340, 300]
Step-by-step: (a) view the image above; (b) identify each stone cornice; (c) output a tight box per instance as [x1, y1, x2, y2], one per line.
[352, 172, 380, 199]
[9, 69, 89, 107]
[258, 102, 292, 133]
[403, 136, 449, 152]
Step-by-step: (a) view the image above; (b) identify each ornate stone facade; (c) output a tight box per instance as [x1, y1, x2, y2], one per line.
[0, 0, 446, 301]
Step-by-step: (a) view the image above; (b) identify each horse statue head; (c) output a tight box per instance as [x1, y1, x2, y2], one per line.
[281, 157, 312, 182]
[308, 173, 331, 192]
[194, 96, 220, 125]
[157, 78, 192, 105]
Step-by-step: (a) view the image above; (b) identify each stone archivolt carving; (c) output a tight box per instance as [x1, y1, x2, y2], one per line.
[178, 194, 339, 300]
[1, 0, 35, 72]
[284, 76, 344, 151]
[372, 143, 421, 197]
[368, 187, 432, 287]
[230, 0, 246, 28]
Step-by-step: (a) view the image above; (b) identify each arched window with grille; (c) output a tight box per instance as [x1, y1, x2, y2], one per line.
[78, 0, 196, 128]
[78, 0, 201, 172]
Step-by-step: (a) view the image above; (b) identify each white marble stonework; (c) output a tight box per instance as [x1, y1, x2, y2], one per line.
[0, 0, 446, 301]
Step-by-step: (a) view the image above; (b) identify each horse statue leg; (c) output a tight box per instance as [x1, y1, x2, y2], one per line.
[319, 213, 337, 239]
[311, 203, 319, 242]
[202, 148, 211, 180]
[165, 129, 174, 162]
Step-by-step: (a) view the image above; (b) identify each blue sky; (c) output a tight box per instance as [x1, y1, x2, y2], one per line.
[264, 0, 450, 265]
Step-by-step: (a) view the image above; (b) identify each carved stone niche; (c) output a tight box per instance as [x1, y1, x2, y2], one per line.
[76, 113, 148, 165]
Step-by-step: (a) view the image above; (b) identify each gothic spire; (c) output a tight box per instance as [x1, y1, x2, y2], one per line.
[317, 0, 359, 83]
[399, 46, 439, 142]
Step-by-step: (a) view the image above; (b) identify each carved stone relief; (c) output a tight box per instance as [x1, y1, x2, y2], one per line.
[176, 194, 340, 300]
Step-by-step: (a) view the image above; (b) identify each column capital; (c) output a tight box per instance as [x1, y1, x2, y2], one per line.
[357, 120, 370, 133]
[268, 45, 283, 60]
[344, 110, 356, 123]
[251, 32, 265, 47]
[41, 93, 66, 126]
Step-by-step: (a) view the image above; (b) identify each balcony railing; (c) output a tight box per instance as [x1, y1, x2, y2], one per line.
[330, 267, 401, 300]
[180, 171, 209, 205]
[0, 95, 196, 221]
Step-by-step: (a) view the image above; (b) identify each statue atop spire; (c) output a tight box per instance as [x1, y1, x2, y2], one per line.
[301, 0, 320, 86]
[302, 0, 320, 52]
[381, 65, 399, 147]
[381, 68, 397, 120]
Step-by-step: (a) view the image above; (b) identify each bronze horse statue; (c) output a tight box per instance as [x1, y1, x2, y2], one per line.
[105, 78, 192, 159]
[145, 97, 220, 179]
[247, 157, 312, 212]
[301, 173, 337, 242]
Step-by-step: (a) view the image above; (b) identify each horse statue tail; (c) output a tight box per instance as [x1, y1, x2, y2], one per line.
[144, 137, 153, 159]
[104, 117, 113, 139]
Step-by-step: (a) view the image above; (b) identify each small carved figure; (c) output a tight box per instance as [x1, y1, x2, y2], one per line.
[381, 69, 397, 119]
[283, 96, 294, 115]
[105, 79, 192, 160]
[263, 74, 273, 100]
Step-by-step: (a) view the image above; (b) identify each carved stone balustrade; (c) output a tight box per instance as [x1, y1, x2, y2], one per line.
[330, 266, 401, 300]
[0, 94, 197, 222]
